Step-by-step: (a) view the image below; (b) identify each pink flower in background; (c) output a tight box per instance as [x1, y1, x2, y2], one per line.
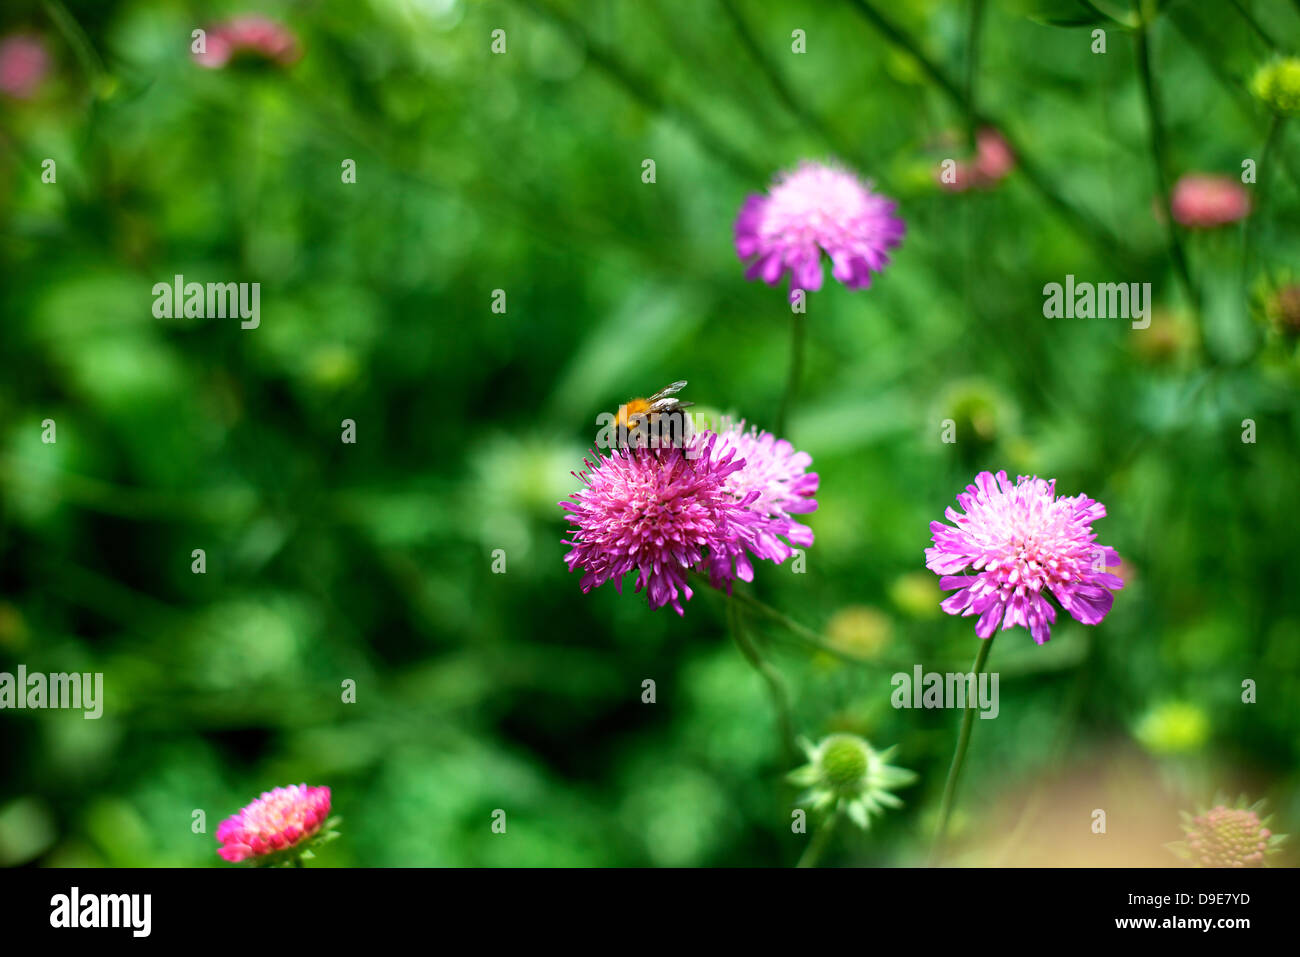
[1168, 173, 1250, 228]
[560, 434, 763, 615]
[705, 422, 818, 584]
[940, 127, 1016, 192]
[735, 161, 905, 302]
[974, 127, 1016, 182]
[926, 470, 1123, 644]
[0, 34, 50, 99]
[217, 784, 331, 862]
[193, 16, 301, 69]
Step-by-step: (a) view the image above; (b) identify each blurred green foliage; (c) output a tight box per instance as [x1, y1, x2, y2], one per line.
[1, 0, 1297, 867]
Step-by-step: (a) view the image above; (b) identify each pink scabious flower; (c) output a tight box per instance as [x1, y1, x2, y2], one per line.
[704, 422, 819, 584]
[926, 470, 1123, 644]
[735, 161, 905, 302]
[974, 127, 1016, 182]
[216, 784, 330, 863]
[1168, 173, 1251, 229]
[940, 127, 1016, 192]
[561, 434, 764, 615]
[0, 34, 50, 99]
[193, 16, 301, 69]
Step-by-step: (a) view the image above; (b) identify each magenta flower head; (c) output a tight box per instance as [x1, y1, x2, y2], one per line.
[0, 34, 51, 99]
[193, 16, 302, 69]
[217, 784, 332, 864]
[561, 434, 763, 615]
[735, 161, 905, 302]
[926, 471, 1123, 644]
[1168, 173, 1250, 229]
[705, 421, 819, 584]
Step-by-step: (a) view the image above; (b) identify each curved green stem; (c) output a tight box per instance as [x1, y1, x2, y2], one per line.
[964, 0, 986, 147]
[928, 635, 996, 865]
[845, 0, 1131, 268]
[728, 594, 796, 763]
[797, 808, 843, 868]
[719, 584, 852, 663]
[511, 0, 763, 181]
[1134, 6, 1198, 316]
[715, 581, 943, 669]
[43, 0, 106, 90]
[1242, 116, 1284, 298]
[1228, 0, 1280, 49]
[718, 0, 852, 160]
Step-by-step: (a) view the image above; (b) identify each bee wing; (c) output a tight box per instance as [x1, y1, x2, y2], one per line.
[648, 398, 694, 412]
[647, 380, 688, 402]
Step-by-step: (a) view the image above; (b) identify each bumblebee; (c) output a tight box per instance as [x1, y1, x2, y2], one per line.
[614, 380, 694, 448]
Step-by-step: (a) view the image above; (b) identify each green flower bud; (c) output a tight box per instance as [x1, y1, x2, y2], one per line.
[1252, 57, 1300, 116]
[1169, 799, 1288, 868]
[789, 734, 917, 830]
[820, 736, 870, 792]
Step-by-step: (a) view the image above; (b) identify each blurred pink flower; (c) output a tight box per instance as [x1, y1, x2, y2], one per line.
[940, 127, 1016, 192]
[216, 784, 331, 863]
[193, 16, 301, 69]
[735, 160, 905, 302]
[0, 34, 50, 99]
[974, 127, 1016, 182]
[1168, 173, 1250, 229]
[926, 470, 1123, 644]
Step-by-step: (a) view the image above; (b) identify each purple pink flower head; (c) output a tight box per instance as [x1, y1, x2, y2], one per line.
[735, 160, 904, 302]
[926, 470, 1123, 644]
[193, 16, 301, 70]
[216, 784, 330, 863]
[705, 421, 819, 585]
[0, 34, 50, 99]
[1168, 173, 1251, 229]
[560, 424, 818, 615]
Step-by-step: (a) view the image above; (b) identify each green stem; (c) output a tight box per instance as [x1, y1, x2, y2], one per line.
[1228, 0, 1280, 49]
[962, 0, 986, 352]
[728, 594, 796, 763]
[774, 316, 805, 438]
[1242, 116, 1284, 298]
[719, 582, 942, 669]
[797, 808, 842, 868]
[928, 635, 996, 865]
[964, 0, 986, 148]
[42, 0, 106, 90]
[717, 0, 851, 160]
[718, 583, 850, 662]
[1134, 6, 1198, 315]
[511, 0, 763, 180]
